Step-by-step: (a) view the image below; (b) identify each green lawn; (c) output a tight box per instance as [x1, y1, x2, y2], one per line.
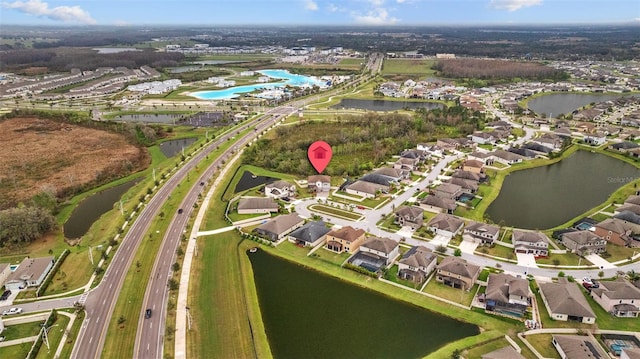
[0, 342, 33, 359]
[308, 204, 363, 220]
[536, 253, 592, 266]
[423, 280, 477, 307]
[601, 244, 637, 263]
[34, 314, 71, 359]
[0, 321, 43, 341]
[338, 58, 366, 66]
[382, 264, 423, 290]
[310, 248, 350, 266]
[463, 337, 512, 359]
[524, 334, 560, 358]
[476, 244, 515, 260]
[382, 59, 436, 75]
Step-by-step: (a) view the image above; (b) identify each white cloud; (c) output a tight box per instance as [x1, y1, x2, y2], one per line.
[489, 0, 542, 11]
[327, 3, 338, 12]
[2, 0, 96, 24]
[368, 0, 386, 6]
[304, 0, 318, 11]
[353, 7, 398, 25]
[396, 0, 407, 3]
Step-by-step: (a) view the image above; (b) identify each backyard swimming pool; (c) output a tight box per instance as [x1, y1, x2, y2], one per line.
[190, 69, 327, 100]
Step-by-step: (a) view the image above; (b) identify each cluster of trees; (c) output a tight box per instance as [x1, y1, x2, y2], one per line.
[432, 59, 567, 81]
[1, 48, 183, 72]
[0, 206, 56, 248]
[242, 106, 483, 177]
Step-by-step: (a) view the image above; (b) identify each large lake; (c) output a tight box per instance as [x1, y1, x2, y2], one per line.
[249, 249, 479, 359]
[527, 93, 639, 117]
[486, 150, 640, 229]
[331, 99, 444, 112]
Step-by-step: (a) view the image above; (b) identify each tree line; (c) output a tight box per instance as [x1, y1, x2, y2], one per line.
[432, 59, 568, 82]
[0, 206, 56, 249]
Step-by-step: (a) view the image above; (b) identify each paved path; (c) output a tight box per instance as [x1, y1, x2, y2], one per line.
[584, 253, 617, 269]
[516, 253, 538, 268]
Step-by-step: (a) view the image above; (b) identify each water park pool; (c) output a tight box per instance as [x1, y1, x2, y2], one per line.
[190, 69, 326, 100]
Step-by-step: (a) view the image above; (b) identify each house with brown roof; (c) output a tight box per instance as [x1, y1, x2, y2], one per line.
[590, 278, 640, 317]
[490, 149, 525, 165]
[452, 170, 487, 183]
[397, 246, 437, 283]
[4, 256, 55, 291]
[552, 335, 608, 359]
[433, 182, 462, 200]
[345, 180, 388, 198]
[0, 263, 11, 289]
[462, 159, 484, 174]
[358, 236, 400, 266]
[307, 175, 331, 194]
[373, 167, 409, 183]
[393, 157, 420, 171]
[436, 256, 480, 291]
[394, 206, 424, 230]
[449, 177, 478, 194]
[254, 214, 305, 243]
[593, 218, 634, 246]
[427, 213, 465, 238]
[512, 230, 549, 256]
[561, 231, 606, 255]
[539, 278, 596, 324]
[622, 348, 640, 359]
[237, 197, 279, 214]
[464, 221, 500, 245]
[484, 273, 531, 317]
[264, 180, 296, 199]
[420, 195, 457, 214]
[325, 226, 366, 254]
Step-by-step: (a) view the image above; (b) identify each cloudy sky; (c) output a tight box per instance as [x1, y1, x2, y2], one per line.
[2, 0, 639, 26]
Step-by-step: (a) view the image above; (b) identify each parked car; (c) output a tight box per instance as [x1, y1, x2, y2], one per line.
[0, 290, 11, 301]
[2, 307, 23, 316]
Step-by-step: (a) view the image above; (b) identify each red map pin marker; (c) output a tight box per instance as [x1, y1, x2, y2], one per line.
[308, 141, 332, 174]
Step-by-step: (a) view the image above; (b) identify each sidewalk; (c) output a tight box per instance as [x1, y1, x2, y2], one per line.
[584, 253, 616, 269]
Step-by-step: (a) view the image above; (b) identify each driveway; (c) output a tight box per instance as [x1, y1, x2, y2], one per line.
[584, 253, 616, 269]
[459, 235, 480, 254]
[431, 234, 451, 248]
[516, 253, 538, 268]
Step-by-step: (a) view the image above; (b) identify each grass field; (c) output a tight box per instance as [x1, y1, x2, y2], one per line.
[423, 280, 477, 307]
[382, 59, 436, 76]
[308, 204, 363, 220]
[525, 334, 560, 358]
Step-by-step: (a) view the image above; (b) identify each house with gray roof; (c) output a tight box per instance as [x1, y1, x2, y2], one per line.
[397, 246, 437, 283]
[590, 278, 640, 317]
[490, 149, 525, 165]
[449, 177, 478, 193]
[264, 180, 296, 199]
[237, 197, 279, 214]
[287, 221, 331, 248]
[358, 236, 399, 266]
[539, 278, 596, 324]
[393, 157, 420, 171]
[427, 213, 465, 238]
[452, 170, 487, 182]
[552, 335, 608, 359]
[4, 256, 55, 291]
[481, 346, 526, 359]
[594, 218, 634, 246]
[561, 230, 606, 255]
[485, 273, 531, 317]
[373, 167, 409, 183]
[307, 175, 331, 194]
[433, 182, 462, 200]
[512, 230, 549, 256]
[420, 195, 457, 214]
[345, 180, 388, 198]
[615, 203, 640, 216]
[436, 256, 480, 291]
[394, 206, 424, 230]
[464, 221, 500, 244]
[254, 214, 305, 243]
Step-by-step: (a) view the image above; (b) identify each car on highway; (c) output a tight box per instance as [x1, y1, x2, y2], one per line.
[145, 309, 152, 319]
[2, 307, 22, 315]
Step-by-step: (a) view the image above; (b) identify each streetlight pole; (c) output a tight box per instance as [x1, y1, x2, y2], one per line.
[41, 323, 59, 352]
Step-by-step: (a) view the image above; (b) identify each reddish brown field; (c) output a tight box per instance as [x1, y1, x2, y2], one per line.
[0, 117, 149, 208]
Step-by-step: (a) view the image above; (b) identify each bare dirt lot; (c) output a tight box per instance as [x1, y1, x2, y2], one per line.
[0, 117, 149, 209]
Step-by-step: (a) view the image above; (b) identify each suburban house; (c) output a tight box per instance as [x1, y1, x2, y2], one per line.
[484, 273, 531, 317]
[512, 230, 549, 256]
[490, 150, 525, 165]
[307, 175, 331, 194]
[420, 195, 457, 214]
[397, 246, 437, 283]
[0, 263, 11, 288]
[467, 151, 494, 166]
[583, 131, 607, 146]
[345, 180, 388, 198]
[358, 236, 400, 266]
[593, 218, 634, 246]
[325, 226, 366, 254]
[452, 170, 487, 183]
[393, 157, 420, 171]
[464, 221, 500, 245]
[531, 133, 564, 151]
[462, 159, 484, 174]
[610, 141, 640, 153]
[449, 177, 478, 194]
[539, 278, 596, 324]
[373, 167, 409, 183]
[590, 278, 640, 317]
[254, 214, 305, 242]
[264, 180, 296, 199]
[614, 211, 640, 234]
[471, 131, 496, 145]
[4, 256, 55, 291]
[427, 213, 465, 238]
[237, 197, 279, 214]
[481, 346, 526, 359]
[552, 335, 608, 359]
[433, 182, 463, 200]
[561, 230, 606, 255]
[436, 256, 480, 291]
[616, 203, 640, 216]
[394, 206, 424, 230]
[622, 348, 640, 359]
[287, 221, 331, 248]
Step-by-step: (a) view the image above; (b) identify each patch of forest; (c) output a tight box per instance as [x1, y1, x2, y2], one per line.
[432, 59, 568, 82]
[0, 47, 184, 72]
[241, 106, 484, 177]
